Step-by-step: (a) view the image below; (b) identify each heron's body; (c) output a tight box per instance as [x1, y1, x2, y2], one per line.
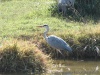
[37, 25, 72, 52]
[47, 35, 72, 51]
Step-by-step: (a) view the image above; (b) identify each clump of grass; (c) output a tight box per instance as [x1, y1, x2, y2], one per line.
[0, 40, 52, 73]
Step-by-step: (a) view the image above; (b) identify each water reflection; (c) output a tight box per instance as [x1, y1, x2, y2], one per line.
[0, 72, 99, 75]
[53, 72, 99, 75]
[47, 60, 100, 75]
[0, 60, 100, 75]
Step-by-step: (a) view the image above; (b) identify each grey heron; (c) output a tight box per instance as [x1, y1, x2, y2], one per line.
[37, 25, 72, 53]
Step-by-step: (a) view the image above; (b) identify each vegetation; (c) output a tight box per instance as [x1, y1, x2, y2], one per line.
[51, 0, 100, 22]
[0, 40, 52, 73]
[0, 0, 100, 73]
[75, 0, 100, 17]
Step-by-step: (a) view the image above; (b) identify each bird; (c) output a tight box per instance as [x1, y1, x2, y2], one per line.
[37, 24, 72, 53]
[95, 66, 99, 72]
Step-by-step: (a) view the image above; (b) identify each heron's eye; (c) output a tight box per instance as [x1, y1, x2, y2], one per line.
[43, 25, 48, 27]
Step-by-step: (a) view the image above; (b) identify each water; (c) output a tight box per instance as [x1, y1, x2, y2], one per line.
[46, 60, 100, 75]
[0, 60, 100, 75]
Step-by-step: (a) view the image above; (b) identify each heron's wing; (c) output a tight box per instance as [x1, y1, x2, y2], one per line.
[47, 35, 72, 51]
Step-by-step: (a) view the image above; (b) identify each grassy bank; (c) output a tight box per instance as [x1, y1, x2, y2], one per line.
[0, 40, 52, 73]
[0, 0, 100, 61]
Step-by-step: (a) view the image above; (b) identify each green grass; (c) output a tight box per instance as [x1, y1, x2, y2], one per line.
[0, 0, 85, 37]
[0, 0, 100, 60]
[0, 0, 53, 37]
[0, 0, 99, 36]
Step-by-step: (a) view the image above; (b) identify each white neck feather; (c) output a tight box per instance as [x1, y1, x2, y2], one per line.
[43, 26, 49, 41]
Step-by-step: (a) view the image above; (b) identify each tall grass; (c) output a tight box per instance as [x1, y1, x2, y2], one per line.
[0, 40, 52, 73]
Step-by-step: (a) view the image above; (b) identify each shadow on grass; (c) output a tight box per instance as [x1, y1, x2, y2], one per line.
[17, 35, 34, 40]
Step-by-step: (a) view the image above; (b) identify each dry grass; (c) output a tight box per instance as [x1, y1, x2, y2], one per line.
[0, 40, 53, 73]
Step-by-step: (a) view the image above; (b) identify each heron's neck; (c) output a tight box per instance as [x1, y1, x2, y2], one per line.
[43, 27, 49, 40]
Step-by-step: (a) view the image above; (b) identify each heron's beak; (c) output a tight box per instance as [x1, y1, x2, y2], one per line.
[36, 26, 43, 28]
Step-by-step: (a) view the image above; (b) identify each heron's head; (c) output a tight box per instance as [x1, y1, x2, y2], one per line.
[37, 24, 49, 29]
[43, 24, 49, 28]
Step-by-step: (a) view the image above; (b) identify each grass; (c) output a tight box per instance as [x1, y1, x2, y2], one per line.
[0, 0, 100, 67]
[0, 39, 53, 73]
[0, 0, 83, 37]
[0, 0, 53, 37]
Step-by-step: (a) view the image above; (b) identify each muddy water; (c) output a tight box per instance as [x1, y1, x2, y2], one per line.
[0, 60, 100, 75]
[46, 60, 100, 75]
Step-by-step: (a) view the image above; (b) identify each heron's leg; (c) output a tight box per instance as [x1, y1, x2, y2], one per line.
[56, 49, 59, 59]
[56, 49, 62, 55]
[56, 49, 65, 60]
